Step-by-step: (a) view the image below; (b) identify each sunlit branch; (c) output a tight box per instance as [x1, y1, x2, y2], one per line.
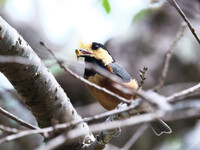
[0, 125, 21, 134]
[166, 83, 200, 102]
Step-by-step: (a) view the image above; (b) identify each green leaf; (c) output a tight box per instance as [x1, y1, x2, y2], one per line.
[133, 8, 150, 22]
[102, 0, 111, 14]
[48, 64, 64, 76]
[0, 0, 6, 6]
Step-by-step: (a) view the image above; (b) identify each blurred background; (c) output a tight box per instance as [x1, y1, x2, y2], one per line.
[0, 0, 200, 149]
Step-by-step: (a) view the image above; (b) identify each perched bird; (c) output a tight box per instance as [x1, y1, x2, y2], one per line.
[76, 42, 171, 136]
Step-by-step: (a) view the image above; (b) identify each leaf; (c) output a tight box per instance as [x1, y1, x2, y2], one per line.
[49, 64, 64, 76]
[132, 8, 150, 23]
[102, 0, 111, 14]
[79, 41, 85, 49]
[0, 0, 6, 6]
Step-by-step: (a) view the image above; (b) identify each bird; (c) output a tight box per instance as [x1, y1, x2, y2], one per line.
[75, 42, 172, 136]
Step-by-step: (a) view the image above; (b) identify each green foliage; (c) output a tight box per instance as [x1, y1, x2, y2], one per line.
[99, 0, 111, 14]
[0, 0, 6, 6]
[166, 136, 185, 150]
[133, 8, 150, 22]
[48, 64, 64, 76]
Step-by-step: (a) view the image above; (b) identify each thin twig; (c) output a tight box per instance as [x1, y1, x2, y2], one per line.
[155, 23, 186, 92]
[0, 125, 22, 134]
[122, 124, 148, 150]
[67, 108, 200, 140]
[0, 106, 39, 130]
[166, 83, 200, 102]
[4, 81, 199, 142]
[85, 100, 148, 150]
[137, 90, 172, 111]
[1, 97, 200, 145]
[138, 67, 148, 90]
[0, 128, 47, 144]
[46, 57, 125, 84]
[0, 101, 141, 145]
[42, 99, 200, 150]
[28, 99, 200, 150]
[36, 132, 67, 150]
[167, 0, 200, 44]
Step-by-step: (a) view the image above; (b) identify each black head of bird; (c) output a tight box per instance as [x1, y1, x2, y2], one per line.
[77, 42, 115, 67]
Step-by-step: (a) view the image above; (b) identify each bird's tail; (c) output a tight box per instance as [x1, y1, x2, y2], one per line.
[150, 119, 172, 136]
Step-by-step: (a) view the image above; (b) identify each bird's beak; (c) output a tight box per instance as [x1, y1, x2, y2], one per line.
[75, 48, 91, 58]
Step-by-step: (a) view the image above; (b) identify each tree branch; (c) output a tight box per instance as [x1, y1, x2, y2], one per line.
[0, 106, 38, 130]
[166, 83, 200, 102]
[0, 16, 93, 148]
[68, 106, 200, 141]
[167, 0, 200, 44]
[122, 124, 148, 150]
[1, 93, 200, 148]
[0, 100, 141, 145]
[155, 23, 186, 91]
[0, 124, 21, 134]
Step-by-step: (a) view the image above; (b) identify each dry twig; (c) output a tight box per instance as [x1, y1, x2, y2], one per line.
[36, 133, 68, 150]
[122, 124, 148, 150]
[155, 23, 186, 92]
[1, 92, 200, 146]
[166, 83, 200, 102]
[0, 100, 141, 145]
[0, 125, 21, 134]
[167, 0, 200, 44]
[35, 99, 200, 150]
[0, 106, 38, 130]
[68, 107, 200, 141]
[138, 67, 148, 90]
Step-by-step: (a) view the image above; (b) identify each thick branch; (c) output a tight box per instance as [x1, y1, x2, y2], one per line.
[0, 16, 93, 148]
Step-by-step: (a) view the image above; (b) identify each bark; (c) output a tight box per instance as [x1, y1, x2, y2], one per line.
[0, 16, 93, 149]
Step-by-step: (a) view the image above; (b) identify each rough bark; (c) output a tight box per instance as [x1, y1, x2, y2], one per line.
[0, 16, 93, 149]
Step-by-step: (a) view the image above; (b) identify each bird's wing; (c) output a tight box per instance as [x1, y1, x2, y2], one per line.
[108, 63, 132, 82]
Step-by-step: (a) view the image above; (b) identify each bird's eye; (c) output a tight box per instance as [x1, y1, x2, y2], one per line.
[92, 43, 99, 50]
